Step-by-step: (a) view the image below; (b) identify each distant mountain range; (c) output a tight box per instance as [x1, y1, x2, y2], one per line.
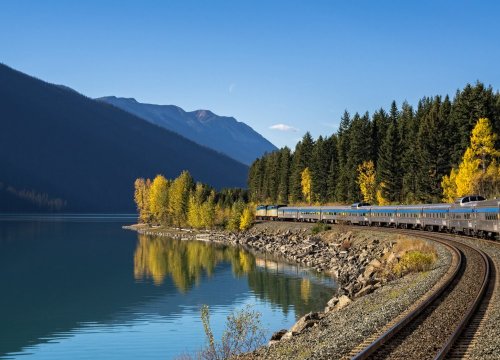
[0, 63, 249, 212]
[97, 96, 277, 165]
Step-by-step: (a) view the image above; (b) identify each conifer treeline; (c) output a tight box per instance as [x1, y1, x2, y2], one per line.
[248, 82, 500, 205]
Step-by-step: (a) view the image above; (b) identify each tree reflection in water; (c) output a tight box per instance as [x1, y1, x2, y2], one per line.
[134, 234, 335, 315]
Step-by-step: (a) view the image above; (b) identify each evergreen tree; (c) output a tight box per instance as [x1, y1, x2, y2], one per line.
[277, 147, 291, 203]
[335, 111, 352, 202]
[289, 132, 314, 202]
[310, 136, 329, 203]
[326, 135, 339, 202]
[377, 101, 403, 203]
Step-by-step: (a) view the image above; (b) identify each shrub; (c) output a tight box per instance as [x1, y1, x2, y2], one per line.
[311, 222, 331, 235]
[178, 304, 267, 360]
[393, 250, 437, 277]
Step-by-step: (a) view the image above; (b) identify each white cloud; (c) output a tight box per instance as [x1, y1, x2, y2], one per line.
[269, 123, 298, 132]
[229, 83, 236, 93]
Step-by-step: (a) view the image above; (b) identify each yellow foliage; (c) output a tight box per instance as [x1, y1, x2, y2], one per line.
[239, 207, 254, 231]
[376, 182, 390, 205]
[471, 118, 499, 172]
[441, 168, 458, 203]
[148, 175, 170, 224]
[442, 118, 500, 199]
[357, 160, 377, 203]
[300, 278, 311, 303]
[134, 235, 256, 291]
[301, 167, 312, 204]
[455, 147, 481, 197]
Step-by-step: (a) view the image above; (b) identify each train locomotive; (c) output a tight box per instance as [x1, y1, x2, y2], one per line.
[256, 195, 500, 240]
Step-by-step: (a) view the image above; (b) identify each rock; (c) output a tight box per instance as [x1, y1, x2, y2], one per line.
[363, 265, 375, 279]
[270, 329, 288, 342]
[335, 295, 352, 310]
[369, 258, 382, 268]
[355, 285, 374, 298]
[327, 296, 339, 308]
[290, 312, 320, 333]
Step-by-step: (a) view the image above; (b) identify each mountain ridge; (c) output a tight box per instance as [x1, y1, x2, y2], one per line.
[97, 96, 277, 165]
[0, 63, 248, 212]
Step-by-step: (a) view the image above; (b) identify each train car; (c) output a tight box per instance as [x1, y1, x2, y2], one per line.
[297, 207, 322, 222]
[395, 205, 423, 229]
[321, 206, 348, 223]
[266, 205, 280, 220]
[259, 195, 500, 240]
[368, 206, 398, 227]
[277, 206, 299, 221]
[471, 199, 500, 238]
[345, 203, 370, 225]
[421, 204, 451, 231]
[255, 205, 268, 220]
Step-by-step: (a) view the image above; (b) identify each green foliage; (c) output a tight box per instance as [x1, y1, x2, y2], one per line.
[393, 250, 436, 277]
[247, 82, 500, 205]
[311, 222, 331, 235]
[187, 305, 267, 360]
[227, 201, 245, 231]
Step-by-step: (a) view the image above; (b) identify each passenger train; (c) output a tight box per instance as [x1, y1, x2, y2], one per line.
[256, 195, 500, 240]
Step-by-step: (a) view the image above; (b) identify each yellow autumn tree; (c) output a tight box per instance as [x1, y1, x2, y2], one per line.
[301, 167, 312, 204]
[357, 160, 377, 204]
[169, 170, 194, 228]
[134, 178, 151, 223]
[376, 182, 390, 205]
[442, 118, 499, 200]
[148, 175, 170, 224]
[239, 207, 254, 231]
[441, 168, 458, 203]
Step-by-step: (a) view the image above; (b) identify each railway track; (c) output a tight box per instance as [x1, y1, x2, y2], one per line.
[347, 231, 491, 360]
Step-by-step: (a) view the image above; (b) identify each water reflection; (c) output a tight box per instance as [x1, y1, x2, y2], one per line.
[0, 220, 336, 360]
[133, 235, 335, 315]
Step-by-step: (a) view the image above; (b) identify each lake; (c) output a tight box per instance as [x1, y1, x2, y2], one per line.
[0, 215, 336, 359]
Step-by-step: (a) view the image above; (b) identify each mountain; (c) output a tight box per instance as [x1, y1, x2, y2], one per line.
[97, 96, 277, 165]
[0, 63, 248, 212]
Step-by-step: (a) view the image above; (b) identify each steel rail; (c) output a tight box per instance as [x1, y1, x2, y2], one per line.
[349, 230, 490, 360]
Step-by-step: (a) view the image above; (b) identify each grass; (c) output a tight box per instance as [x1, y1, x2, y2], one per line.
[311, 222, 331, 235]
[390, 237, 438, 277]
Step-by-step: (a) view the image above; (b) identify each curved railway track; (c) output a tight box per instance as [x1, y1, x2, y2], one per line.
[347, 231, 491, 360]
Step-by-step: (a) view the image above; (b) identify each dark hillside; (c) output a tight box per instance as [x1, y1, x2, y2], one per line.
[0, 64, 248, 212]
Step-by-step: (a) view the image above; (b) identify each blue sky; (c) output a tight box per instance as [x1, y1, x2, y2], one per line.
[1, 0, 499, 148]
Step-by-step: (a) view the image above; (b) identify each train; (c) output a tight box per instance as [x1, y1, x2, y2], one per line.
[255, 195, 500, 240]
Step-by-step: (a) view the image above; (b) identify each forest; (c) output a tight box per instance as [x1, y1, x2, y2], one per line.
[248, 82, 500, 205]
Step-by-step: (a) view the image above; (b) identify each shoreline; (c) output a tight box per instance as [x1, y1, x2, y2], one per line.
[124, 222, 452, 358]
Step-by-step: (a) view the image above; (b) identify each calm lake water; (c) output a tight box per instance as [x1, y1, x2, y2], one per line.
[0, 215, 336, 359]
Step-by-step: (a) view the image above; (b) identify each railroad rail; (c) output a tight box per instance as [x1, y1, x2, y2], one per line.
[348, 231, 490, 360]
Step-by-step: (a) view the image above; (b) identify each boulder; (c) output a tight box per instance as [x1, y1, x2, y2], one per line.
[355, 284, 374, 298]
[335, 295, 352, 310]
[290, 312, 320, 333]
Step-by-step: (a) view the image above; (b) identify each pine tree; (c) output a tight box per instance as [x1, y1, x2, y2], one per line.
[326, 135, 339, 202]
[377, 101, 402, 203]
[277, 147, 291, 203]
[289, 133, 314, 203]
[310, 136, 329, 203]
[335, 111, 351, 202]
